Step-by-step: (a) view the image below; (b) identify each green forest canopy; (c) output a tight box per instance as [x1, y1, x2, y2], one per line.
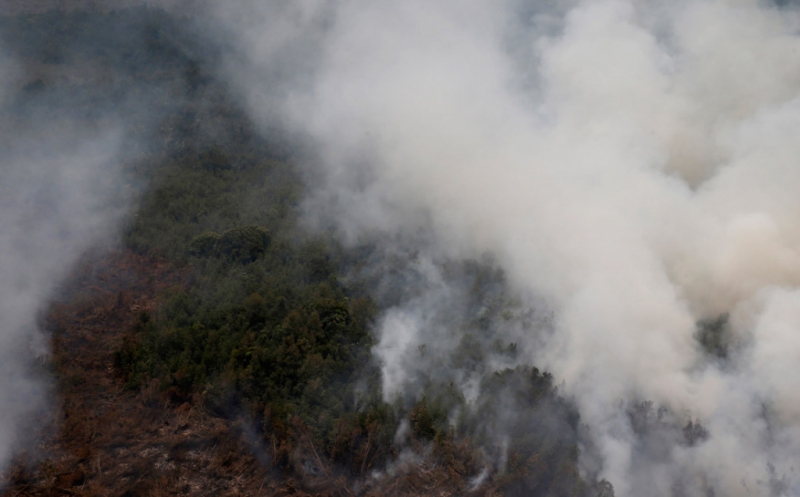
[0, 7, 621, 496]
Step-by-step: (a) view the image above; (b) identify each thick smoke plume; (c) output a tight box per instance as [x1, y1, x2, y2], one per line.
[209, 0, 800, 495]
[0, 44, 139, 471]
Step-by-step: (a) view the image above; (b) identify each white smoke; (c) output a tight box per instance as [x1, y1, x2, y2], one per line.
[215, 0, 800, 494]
[0, 46, 137, 470]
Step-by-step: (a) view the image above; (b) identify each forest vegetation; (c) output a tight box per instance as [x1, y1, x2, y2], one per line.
[0, 6, 629, 496]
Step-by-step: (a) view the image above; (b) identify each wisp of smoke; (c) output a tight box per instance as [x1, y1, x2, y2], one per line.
[0, 45, 137, 471]
[215, 0, 800, 495]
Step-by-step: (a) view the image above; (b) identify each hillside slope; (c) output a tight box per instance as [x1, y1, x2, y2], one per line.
[0, 6, 601, 497]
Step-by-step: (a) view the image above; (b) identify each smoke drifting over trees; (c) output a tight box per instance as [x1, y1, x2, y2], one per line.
[0, 54, 134, 472]
[210, 0, 800, 495]
[0, 5, 199, 477]
[6, 1, 800, 496]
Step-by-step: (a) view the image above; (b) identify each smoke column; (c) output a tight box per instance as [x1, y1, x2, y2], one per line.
[211, 0, 800, 495]
[0, 45, 137, 471]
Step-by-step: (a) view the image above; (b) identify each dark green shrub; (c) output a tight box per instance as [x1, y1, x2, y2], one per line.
[188, 231, 221, 257]
[215, 225, 271, 262]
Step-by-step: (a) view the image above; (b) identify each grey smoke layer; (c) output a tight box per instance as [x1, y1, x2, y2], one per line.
[0, 47, 137, 470]
[211, 0, 800, 495]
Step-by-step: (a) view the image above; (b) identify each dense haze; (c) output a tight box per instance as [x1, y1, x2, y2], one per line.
[208, 0, 800, 495]
[0, 16, 175, 473]
[0, 64, 133, 472]
[4, 0, 800, 495]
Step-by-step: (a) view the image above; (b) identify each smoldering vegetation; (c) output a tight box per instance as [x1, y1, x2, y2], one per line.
[207, 0, 800, 495]
[8, 1, 800, 496]
[338, 241, 594, 494]
[0, 5, 604, 496]
[0, 3, 223, 480]
[0, 47, 134, 474]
